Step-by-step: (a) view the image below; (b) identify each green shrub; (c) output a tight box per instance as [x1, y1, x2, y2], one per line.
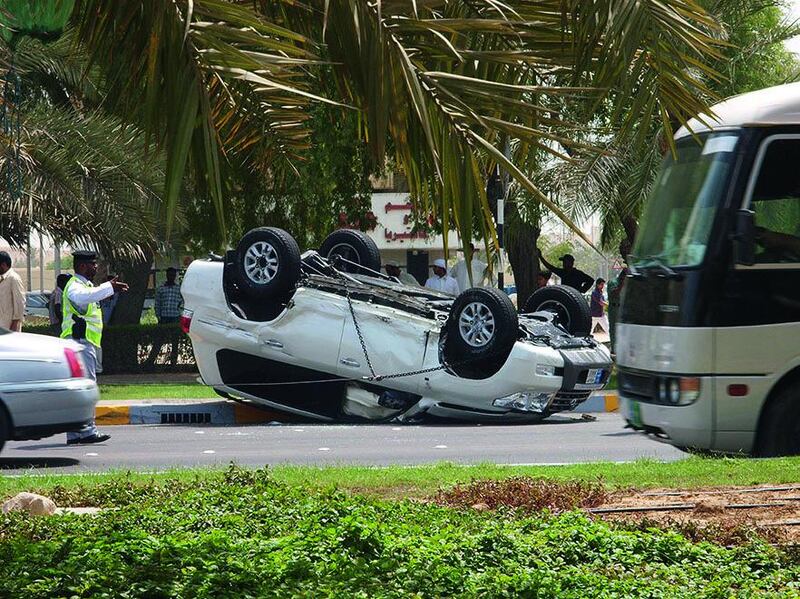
[24, 323, 195, 375]
[0, 466, 798, 598]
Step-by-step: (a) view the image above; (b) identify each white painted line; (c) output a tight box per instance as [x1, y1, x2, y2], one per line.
[202, 450, 216, 454]
[84, 452, 99, 457]
[391, 427, 402, 431]
[317, 447, 330, 451]
[293, 429, 305, 432]
[434, 445, 447, 449]
[194, 431, 205, 435]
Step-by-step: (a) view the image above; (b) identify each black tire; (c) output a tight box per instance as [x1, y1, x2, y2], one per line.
[523, 285, 592, 336]
[754, 383, 800, 457]
[444, 287, 519, 364]
[319, 229, 381, 274]
[234, 227, 301, 300]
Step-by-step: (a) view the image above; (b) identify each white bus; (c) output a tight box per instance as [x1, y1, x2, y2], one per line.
[618, 83, 800, 456]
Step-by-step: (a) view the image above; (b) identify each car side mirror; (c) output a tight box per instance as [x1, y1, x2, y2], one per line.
[733, 209, 755, 266]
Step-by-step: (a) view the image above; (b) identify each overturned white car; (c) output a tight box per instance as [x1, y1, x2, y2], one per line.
[181, 227, 611, 423]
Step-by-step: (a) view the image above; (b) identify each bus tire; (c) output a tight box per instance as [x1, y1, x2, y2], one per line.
[754, 384, 800, 457]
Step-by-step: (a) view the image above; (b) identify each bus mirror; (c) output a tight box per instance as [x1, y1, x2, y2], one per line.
[733, 209, 755, 266]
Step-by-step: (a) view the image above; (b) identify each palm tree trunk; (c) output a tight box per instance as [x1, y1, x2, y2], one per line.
[506, 209, 540, 311]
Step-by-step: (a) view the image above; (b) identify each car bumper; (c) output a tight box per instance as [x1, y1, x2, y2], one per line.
[2, 378, 99, 439]
[619, 383, 714, 450]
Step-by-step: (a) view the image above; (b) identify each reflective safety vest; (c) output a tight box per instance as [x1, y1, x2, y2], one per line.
[61, 277, 103, 347]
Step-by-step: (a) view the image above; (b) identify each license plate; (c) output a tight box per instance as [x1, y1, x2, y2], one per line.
[585, 369, 605, 385]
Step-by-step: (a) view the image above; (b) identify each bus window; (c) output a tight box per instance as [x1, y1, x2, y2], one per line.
[750, 138, 800, 264]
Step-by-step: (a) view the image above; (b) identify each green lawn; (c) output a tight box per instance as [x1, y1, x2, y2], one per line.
[98, 383, 218, 401]
[4, 457, 800, 499]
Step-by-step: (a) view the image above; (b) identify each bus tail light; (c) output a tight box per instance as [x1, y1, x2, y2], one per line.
[678, 377, 701, 404]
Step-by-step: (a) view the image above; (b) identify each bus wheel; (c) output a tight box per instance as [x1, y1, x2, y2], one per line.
[754, 385, 800, 457]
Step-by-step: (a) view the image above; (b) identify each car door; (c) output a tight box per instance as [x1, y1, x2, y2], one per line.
[253, 287, 347, 376]
[336, 299, 430, 392]
[716, 133, 800, 435]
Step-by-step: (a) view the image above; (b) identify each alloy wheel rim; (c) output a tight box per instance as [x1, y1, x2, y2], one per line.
[244, 241, 279, 283]
[458, 301, 495, 347]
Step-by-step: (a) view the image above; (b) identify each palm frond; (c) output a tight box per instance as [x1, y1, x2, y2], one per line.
[0, 104, 167, 258]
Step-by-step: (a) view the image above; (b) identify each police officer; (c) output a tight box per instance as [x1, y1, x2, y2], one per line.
[62, 250, 128, 445]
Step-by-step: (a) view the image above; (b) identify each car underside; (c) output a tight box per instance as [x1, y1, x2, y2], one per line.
[182, 228, 612, 423]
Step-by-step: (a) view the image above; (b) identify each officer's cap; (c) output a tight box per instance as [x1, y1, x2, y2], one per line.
[72, 249, 98, 264]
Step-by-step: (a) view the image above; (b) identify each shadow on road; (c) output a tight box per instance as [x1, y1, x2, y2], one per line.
[0, 457, 80, 470]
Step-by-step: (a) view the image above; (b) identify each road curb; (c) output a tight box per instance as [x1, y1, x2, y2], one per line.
[94, 391, 620, 425]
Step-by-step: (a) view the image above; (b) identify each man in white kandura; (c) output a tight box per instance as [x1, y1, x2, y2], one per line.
[450, 243, 491, 291]
[424, 258, 459, 295]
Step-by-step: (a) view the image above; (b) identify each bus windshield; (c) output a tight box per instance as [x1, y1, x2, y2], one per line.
[632, 132, 740, 269]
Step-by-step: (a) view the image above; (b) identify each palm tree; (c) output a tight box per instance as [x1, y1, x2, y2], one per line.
[63, 0, 723, 250]
[536, 0, 800, 259]
[0, 33, 167, 258]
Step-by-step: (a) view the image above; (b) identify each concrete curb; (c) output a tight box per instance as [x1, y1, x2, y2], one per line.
[95, 392, 620, 426]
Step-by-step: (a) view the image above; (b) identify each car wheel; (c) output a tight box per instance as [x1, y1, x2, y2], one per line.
[319, 229, 381, 274]
[444, 287, 519, 365]
[234, 227, 301, 300]
[754, 383, 800, 457]
[523, 285, 592, 336]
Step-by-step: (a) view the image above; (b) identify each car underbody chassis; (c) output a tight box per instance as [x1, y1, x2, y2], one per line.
[182, 228, 612, 423]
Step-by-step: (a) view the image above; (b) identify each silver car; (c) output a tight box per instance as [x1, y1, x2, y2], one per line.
[0, 329, 99, 453]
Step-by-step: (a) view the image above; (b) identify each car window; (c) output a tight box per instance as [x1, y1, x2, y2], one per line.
[750, 138, 800, 264]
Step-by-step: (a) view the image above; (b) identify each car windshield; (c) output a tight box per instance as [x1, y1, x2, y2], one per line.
[632, 132, 740, 268]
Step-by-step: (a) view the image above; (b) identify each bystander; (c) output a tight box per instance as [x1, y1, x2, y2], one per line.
[0, 252, 25, 332]
[536, 250, 593, 293]
[154, 267, 183, 324]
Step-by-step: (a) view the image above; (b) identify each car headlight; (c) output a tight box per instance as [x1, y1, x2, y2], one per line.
[535, 363, 556, 377]
[493, 392, 554, 413]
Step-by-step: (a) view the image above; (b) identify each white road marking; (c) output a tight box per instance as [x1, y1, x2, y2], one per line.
[391, 427, 402, 431]
[293, 429, 305, 432]
[84, 452, 98, 457]
[202, 450, 216, 454]
[434, 445, 447, 449]
[194, 431, 205, 434]
[318, 447, 330, 451]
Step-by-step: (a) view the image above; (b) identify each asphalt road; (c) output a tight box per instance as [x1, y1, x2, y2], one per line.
[0, 414, 685, 474]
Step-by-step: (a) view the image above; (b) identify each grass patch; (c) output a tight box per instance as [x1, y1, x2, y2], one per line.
[1, 466, 798, 597]
[98, 383, 218, 401]
[4, 457, 800, 499]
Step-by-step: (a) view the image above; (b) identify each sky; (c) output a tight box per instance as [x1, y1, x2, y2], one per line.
[786, 1, 800, 54]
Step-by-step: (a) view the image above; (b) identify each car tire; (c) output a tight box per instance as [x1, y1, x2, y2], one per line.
[754, 383, 800, 457]
[234, 227, 301, 300]
[319, 229, 381, 274]
[444, 287, 519, 365]
[523, 285, 592, 336]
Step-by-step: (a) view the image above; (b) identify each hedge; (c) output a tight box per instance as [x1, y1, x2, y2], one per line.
[1, 467, 798, 597]
[24, 323, 196, 375]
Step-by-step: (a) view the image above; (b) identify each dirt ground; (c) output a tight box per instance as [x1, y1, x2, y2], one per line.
[594, 485, 800, 544]
[431, 478, 800, 545]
